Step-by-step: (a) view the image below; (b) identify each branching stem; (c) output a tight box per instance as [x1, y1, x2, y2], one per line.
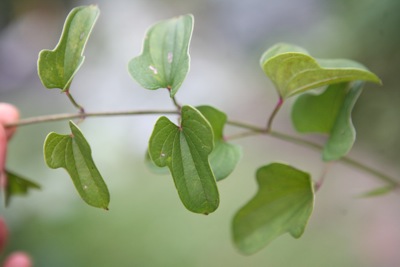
[3, 109, 398, 188]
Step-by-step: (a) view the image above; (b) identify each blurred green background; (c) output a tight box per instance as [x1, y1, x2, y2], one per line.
[1, 0, 400, 266]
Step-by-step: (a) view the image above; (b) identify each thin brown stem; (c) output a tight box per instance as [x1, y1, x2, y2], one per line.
[4, 110, 179, 128]
[226, 119, 399, 187]
[3, 109, 398, 188]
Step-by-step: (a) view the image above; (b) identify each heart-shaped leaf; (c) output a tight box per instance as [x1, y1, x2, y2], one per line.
[44, 121, 110, 209]
[3, 170, 40, 207]
[196, 105, 242, 181]
[38, 5, 99, 91]
[292, 81, 364, 161]
[232, 163, 314, 254]
[148, 105, 219, 214]
[128, 14, 193, 97]
[260, 43, 381, 99]
[292, 82, 364, 161]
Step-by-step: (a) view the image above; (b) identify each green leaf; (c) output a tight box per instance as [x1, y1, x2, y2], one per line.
[358, 185, 396, 198]
[148, 105, 219, 214]
[292, 83, 348, 134]
[209, 141, 242, 181]
[128, 14, 193, 97]
[260, 43, 381, 99]
[38, 5, 99, 91]
[196, 105, 242, 181]
[292, 82, 364, 161]
[322, 81, 363, 161]
[3, 170, 40, 207]
[232, 163, 314, 255]
[44, 121, 110, 209]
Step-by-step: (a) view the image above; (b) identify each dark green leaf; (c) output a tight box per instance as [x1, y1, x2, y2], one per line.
[44, 121, 110, 209]
[232, 163, 314, 254]
[3, 170, 40, 206]
[38, 5, 99, 91]
[148, 105, 219, 214]
[260, 43, 381, 99]
[196, 105, 242, 181]
[128, 14, 193, 97]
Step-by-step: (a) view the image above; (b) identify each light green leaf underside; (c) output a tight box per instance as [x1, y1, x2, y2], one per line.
[128, 14, 193, 97]
[38, 5, 99, 91]
[233, 163, 314, 255]
[260, 43, 381, 99]
[149, 105, 219, 214]
[196, 105, 242, 181]
[44, 121, 110, 209]
[4, 170, 40, 207]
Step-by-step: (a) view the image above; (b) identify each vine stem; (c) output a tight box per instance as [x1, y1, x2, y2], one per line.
[3, 109, 398, 187]
[266, 97, 283, 132]
[226, 119, 399, 187]
[65, 90, 85, 114]
[4, 110, 179, 127]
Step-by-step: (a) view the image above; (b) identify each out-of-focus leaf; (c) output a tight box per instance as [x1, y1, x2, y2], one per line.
[292, 81, 365, 161]
[4, 170, 40, 206]
[128, 14, 193, 97]
[292, 83, 348, 133]
[196, 105, 242, 181]
[358, 185, 396, 198]
[232, 163, 314, 254]
[148, 106, 219, 214]
[38, 5, 99, 91]
[260, 43, 381, 99]
[322, 81, 364, 161]
[44, 121, 110, 209]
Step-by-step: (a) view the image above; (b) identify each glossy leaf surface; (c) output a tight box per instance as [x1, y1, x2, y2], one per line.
[44, 121, 109, 209]
[233, 163, 314, 254]
[260, 43, 381, 99]
[196, 105, 242, 181]
[149, 105, 219, 214]
[38, 5, 99, 91]
[4, 170, 40, 206]
[128, 14, 193, 97]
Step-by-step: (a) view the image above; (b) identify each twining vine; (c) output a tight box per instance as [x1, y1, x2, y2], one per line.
[2, 5, 398, 255]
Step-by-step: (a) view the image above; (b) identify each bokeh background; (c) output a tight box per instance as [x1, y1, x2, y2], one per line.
[1, 0, 400, 266]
